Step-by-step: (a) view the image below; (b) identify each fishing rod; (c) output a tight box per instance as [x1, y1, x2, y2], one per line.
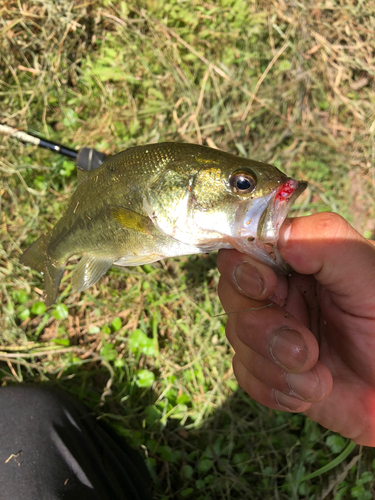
[0, 123, 107, 171]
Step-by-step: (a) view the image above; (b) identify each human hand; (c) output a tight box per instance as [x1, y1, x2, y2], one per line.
[217, 213, 375, 446]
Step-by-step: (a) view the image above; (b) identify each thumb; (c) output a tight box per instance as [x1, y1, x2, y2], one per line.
[278, 213, 375, 316]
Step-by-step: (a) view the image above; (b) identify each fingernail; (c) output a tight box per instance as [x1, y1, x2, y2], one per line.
[269, 328, 307, 371]
[274, 390, 302, 410]
[234, 262, 264, 297]
[286, 370, 319, 401]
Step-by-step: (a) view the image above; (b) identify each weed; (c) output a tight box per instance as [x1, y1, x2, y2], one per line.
[1, 0, 375, 498]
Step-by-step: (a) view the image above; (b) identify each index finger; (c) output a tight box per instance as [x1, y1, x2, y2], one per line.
[279, 213, 375, 317]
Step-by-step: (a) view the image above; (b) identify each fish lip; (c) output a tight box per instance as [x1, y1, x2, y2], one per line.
[257, 179, 308, 243]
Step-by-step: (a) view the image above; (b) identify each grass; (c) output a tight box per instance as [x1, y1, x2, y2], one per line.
[1, 0, 375, 498]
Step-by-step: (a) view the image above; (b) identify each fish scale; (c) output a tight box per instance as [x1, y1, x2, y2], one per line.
[20, 142, 307, 305]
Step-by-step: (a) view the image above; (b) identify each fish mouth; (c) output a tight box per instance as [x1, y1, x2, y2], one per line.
[257, 179, 308, 243]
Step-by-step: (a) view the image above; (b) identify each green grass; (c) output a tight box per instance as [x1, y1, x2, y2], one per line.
[1, 0, 375, 498]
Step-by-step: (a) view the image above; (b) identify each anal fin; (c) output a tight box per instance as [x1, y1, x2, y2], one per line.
[71, 254, 115, 293]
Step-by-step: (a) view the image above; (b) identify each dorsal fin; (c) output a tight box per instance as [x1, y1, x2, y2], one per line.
[76, 167, 98, 185]
[77, 167, 89, 185]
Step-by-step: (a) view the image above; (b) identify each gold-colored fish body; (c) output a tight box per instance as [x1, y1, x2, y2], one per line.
[20, 143, 307, 305]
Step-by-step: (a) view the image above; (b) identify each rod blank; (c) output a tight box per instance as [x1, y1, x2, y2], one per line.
[0, 124, 78, 159]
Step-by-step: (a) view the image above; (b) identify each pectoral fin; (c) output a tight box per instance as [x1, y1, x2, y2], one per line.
[109, 206, 154, 234]
[71, 254, 115, 293]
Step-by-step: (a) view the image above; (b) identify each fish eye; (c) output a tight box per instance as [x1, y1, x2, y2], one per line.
[229, 170, 256, 194]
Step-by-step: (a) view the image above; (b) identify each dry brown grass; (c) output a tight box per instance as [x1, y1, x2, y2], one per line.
[1, 1, 375, 498]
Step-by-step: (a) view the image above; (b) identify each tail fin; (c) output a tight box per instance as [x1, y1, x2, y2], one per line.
[20, 234, 65, 306]
[19, 233, 49, 273]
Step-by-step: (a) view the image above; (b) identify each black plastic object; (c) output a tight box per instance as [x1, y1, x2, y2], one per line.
[76, 147, 107, 171]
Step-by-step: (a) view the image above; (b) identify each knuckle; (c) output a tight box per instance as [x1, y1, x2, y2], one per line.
[233, 312, 252, 343]
[216, 277, 226, 303]
[311, 212, 347, 238]
[225, 321, 235, 345]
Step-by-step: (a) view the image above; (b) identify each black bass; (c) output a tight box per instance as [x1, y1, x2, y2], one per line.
[20, 143, 307, 305]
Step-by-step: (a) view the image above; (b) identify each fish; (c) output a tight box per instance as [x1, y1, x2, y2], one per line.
[20, 142, 307, 305]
